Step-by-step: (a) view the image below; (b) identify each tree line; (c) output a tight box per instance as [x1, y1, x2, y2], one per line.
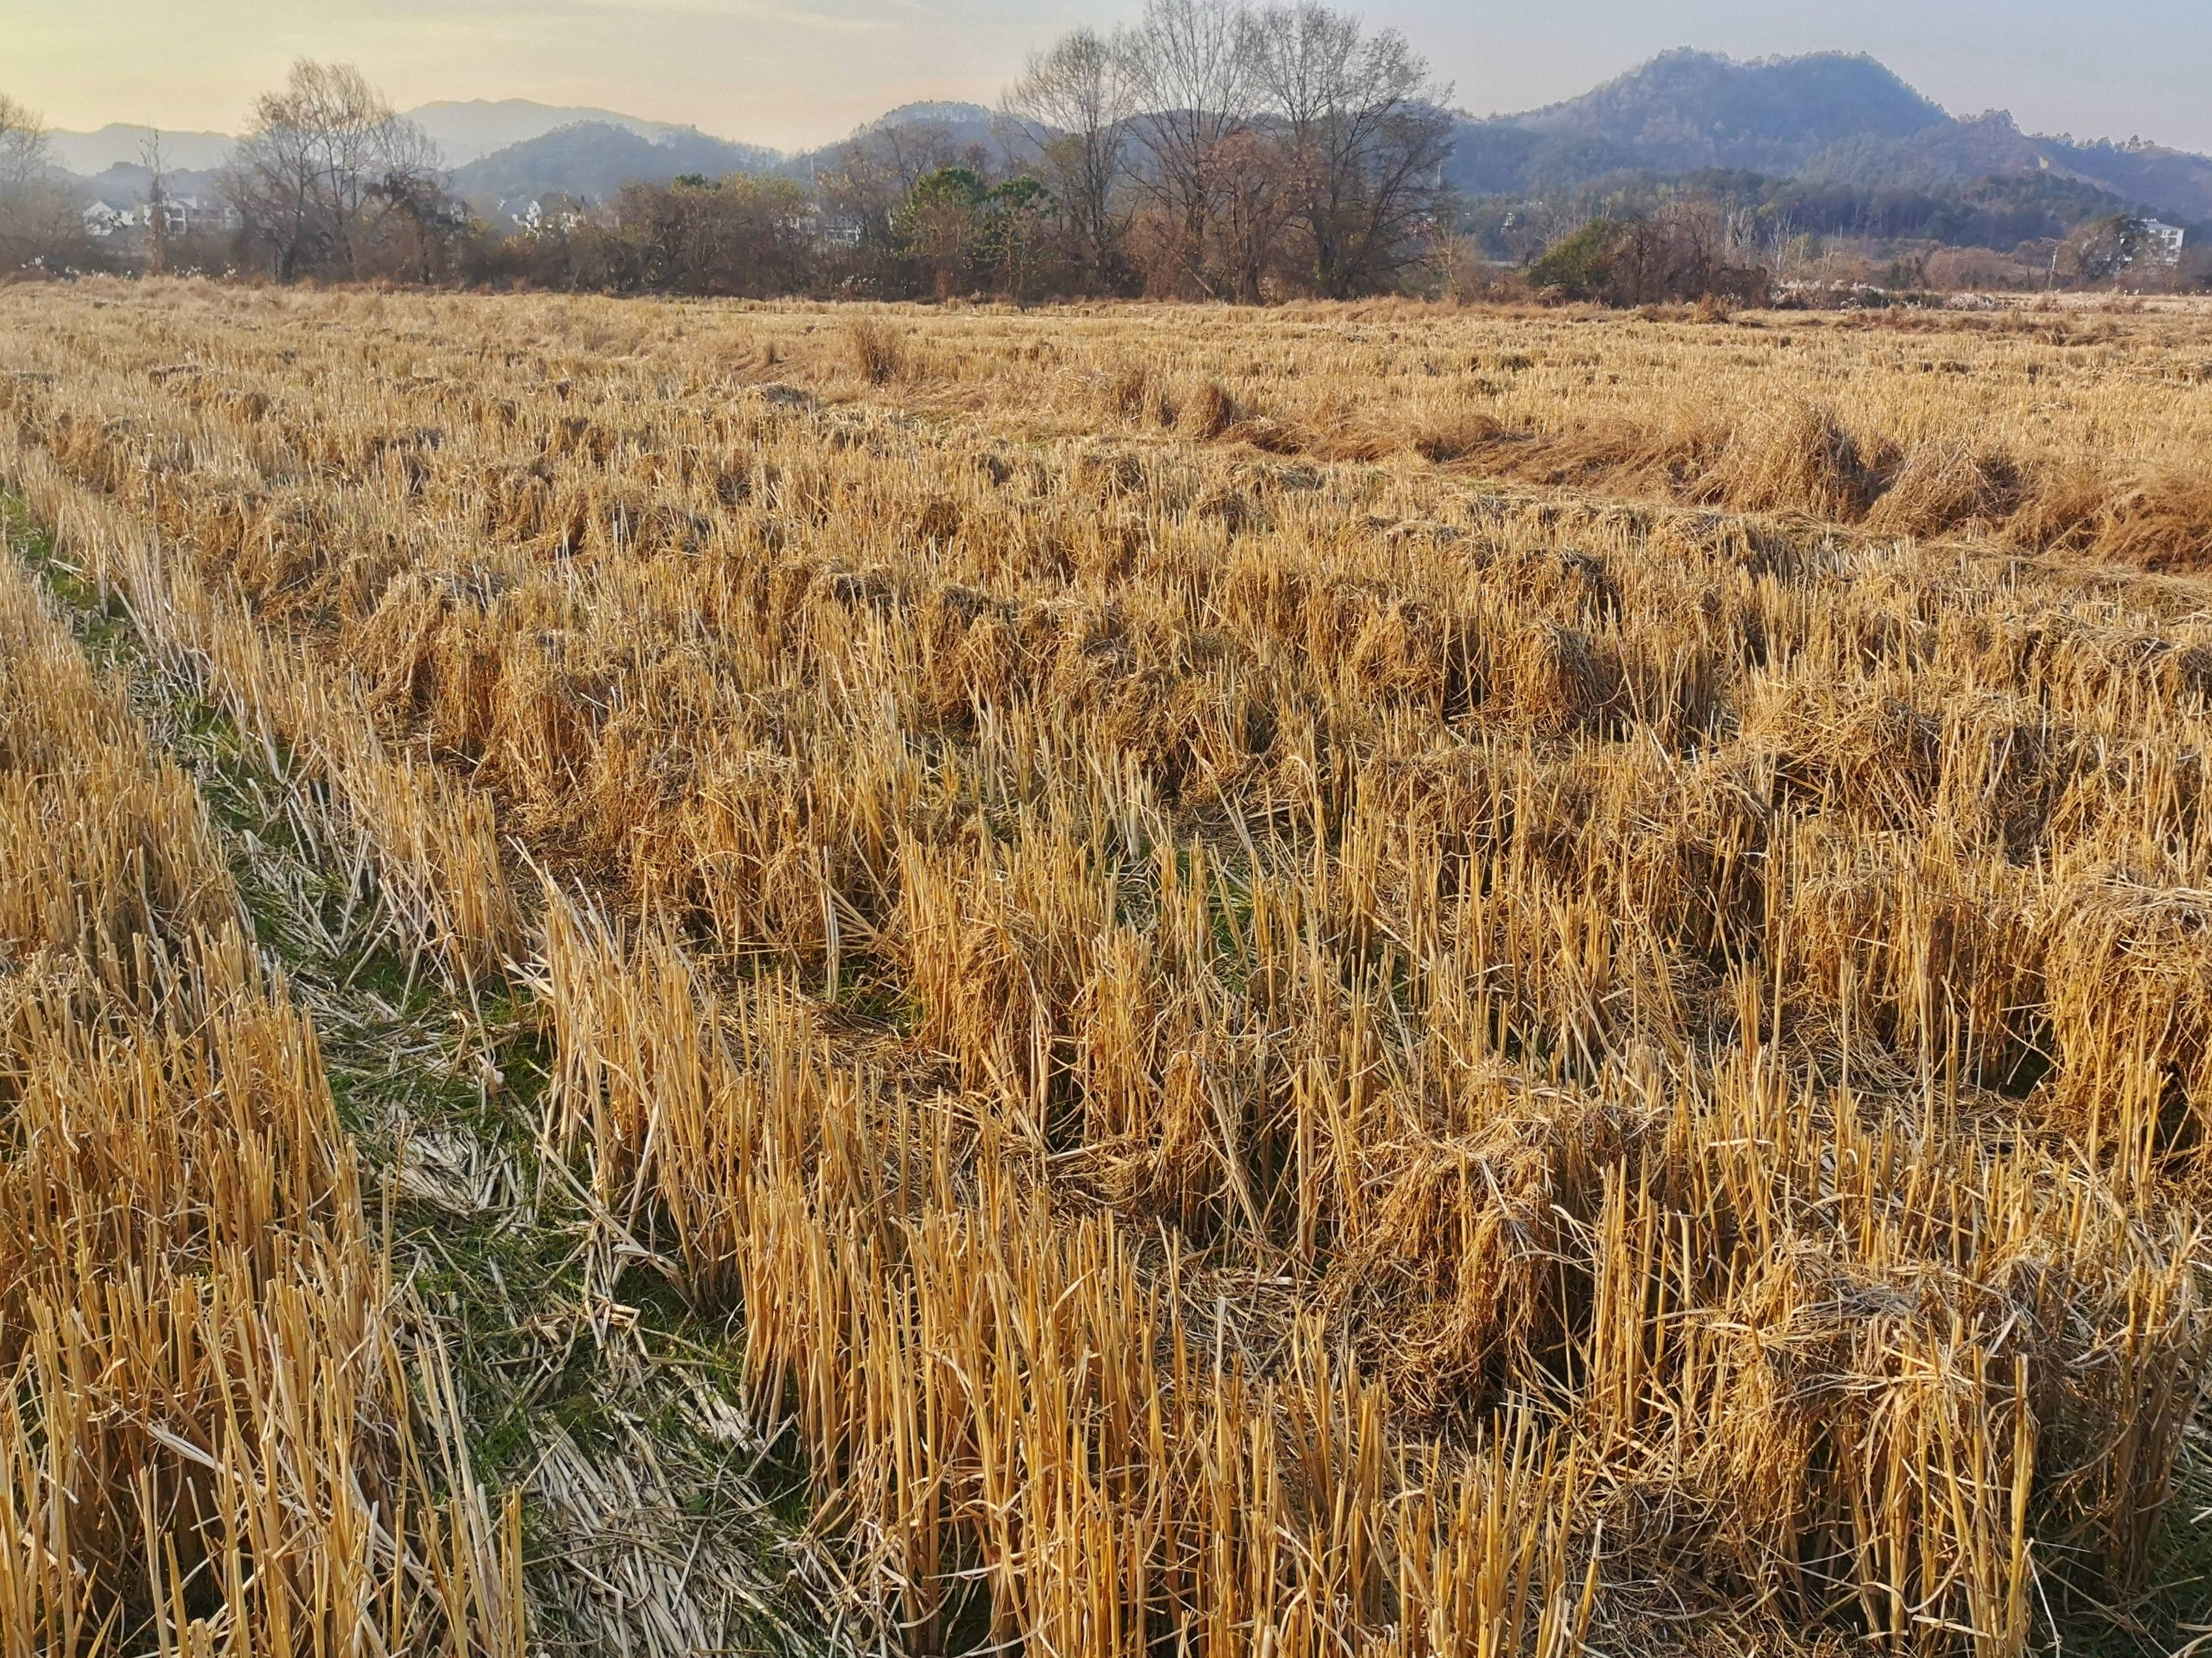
[479, 0, 1456, 301]
[8, 11, 2206, 305]
[0, 0, 1454, 302]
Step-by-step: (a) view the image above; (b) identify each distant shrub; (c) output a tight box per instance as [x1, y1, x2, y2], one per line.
[1530, 203, 1769, 309]
[1527, 221, 1619, 303]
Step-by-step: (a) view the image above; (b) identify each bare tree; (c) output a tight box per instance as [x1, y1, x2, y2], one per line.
[817, 117, 966, 249]
[1000, 29, 1139, 289]
[1211, 122, 1293, 303]
[226, 61, 445, 281]
[1251, 4, 1452, 297]
[604, 174, 816, 297]
[228, 81, 320, 281]
[0, 95, 49, 195]
[0, 93, 76, 271]
[373, 162, 466, 284]
[1016, 3, 1453, 302]
[1120, 0, 1266, 298]
[140, 128, 169, 275]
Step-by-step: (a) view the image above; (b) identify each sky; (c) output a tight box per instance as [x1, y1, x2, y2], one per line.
[2, 0, 2208, 154]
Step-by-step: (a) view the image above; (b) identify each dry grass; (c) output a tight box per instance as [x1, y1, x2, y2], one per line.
[0, 543, 522, 1655]
[845, 317, 907, 386]
[5, 278, 2212, 1656]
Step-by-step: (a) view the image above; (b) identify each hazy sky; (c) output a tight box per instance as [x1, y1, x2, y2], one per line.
[3, 0, 2207, 154]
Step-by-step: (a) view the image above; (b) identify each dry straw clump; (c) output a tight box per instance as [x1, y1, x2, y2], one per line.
[845, 316, 908, 386]
[4, 279, 2212, 1656]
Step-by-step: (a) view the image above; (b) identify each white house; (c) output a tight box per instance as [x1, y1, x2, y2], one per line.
[81, 200, 132, 238]
[81, 194, 240, 243]
[2142, 219, 2187, 264]
[168, 195, 241, 236]
[505, 196, 589, 233]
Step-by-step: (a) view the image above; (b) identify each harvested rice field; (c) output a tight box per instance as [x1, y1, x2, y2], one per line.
[3, 277, 2211, 1657]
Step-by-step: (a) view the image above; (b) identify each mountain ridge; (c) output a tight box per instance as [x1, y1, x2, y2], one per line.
[1453, 49, 2212, 225]
[407, 99, 713, 165]
[46, 57, 2212, 234]
[1500, 49, 1950, 174]
[46, 124, 236, 176]
[448, 122, 785, 213]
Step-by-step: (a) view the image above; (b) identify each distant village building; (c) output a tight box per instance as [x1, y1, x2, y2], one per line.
[173, 195, 241, 236]
[505, 196, 589, 233]
[2142, 219, 2187, 264]
[81, 195, 240, 242]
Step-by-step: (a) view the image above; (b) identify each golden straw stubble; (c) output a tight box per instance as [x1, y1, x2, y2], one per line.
[3, 278, 2210, 1657]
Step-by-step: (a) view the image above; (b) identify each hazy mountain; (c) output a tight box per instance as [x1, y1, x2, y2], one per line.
[48, 124, 234, 176]
[1454, 49, 2212, 232]
[858, 101, 995, 139]
[450, 122, 784, 211]
[2061, 138, 2212, 223]
[405, 99, 706, 165]
[784, 100, 1011, 182]
[1806, 112, 2212, 222]
[1445, 125, 1636, 197]
[1497, 49, 1950, 176]
[76, 162, 229, 207]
